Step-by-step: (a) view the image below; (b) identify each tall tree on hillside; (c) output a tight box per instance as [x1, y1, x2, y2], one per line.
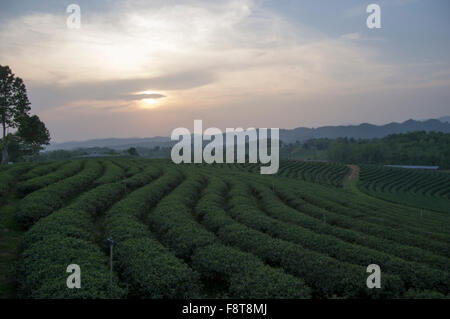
[17, 114, 51, 155]
[0, 65, 49, 163]
[0, 65, 32, 163]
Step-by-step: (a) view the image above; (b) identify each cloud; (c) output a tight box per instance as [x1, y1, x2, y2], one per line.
[0, 0, 449, 142]
[128, 93, 165, 100]
[340, 32, 360, 40]
[27, 70, 214, 110]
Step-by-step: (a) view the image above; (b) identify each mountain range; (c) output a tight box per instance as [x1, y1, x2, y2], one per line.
[45, 117, 450, 151]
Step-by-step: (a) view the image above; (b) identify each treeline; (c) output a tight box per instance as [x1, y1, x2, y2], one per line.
[281, 131, 450, 169]
[39, 131, 450, 168]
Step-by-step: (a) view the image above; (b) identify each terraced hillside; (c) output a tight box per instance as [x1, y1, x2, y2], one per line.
[359, 165, 450, 213]
[226, 160, 350, 187]
[0, 158, 449, 299]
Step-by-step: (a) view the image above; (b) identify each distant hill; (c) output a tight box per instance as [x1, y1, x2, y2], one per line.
[279, 119, 450, 144]
[438, 116, 450, 123]
[45, 136, 173, 151]
[46, 118, 450, 151]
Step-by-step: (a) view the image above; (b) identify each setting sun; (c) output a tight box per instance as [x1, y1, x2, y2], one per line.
[142, 98, 157, 105]
[139, 97, 160, 109]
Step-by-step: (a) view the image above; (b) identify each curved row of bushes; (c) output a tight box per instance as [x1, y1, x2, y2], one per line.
[147, 173, 216, 259]
[129, 169, 312, 298]
[0, 163, 34, 201]
[16, 164, 164, 298]
[214, 179, 404, 298]
[278, 160, 349, 187]
[11, 159, 450, 299]
[242, 165, 449, 232]
[19, 161, 68, 182]
[245, 170, 450, 258]
[17, 160, 83, 195]
[193, 177, 311, 298]
[192, 243, 311, 298]
[111, 158, 149, 177]
[189, 168, 404, 298]
[202, 165, 450, 240]
[359, 165, 450, 213]
[268, 168, 450, 235]
[264, 185, 450, 273]
[104, 168, 200, 298]
[246, 182, 449, 294]
[276, 186, 449, 257]
[297, 183, 450, 241]
[15, 160, 103, 229]
[245, 171, 450, 252]
[309, 180, 449, 233]
[93, 160, 126, 186]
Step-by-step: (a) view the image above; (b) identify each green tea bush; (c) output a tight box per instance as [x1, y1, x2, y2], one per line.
[17, 165, 164, 298]
[241, 182, 449, 294]
[0, 163, 34, 200]
[115, 237, 200, 298]
[18, 160, 83, 195]
[15, 160, 103, 228]
[192, 243, 311, 298]
[147, 173, 216, 259]
[93, 160, 126, 186]
[275, 187, 450, 258]
[359, 165, 450, 213]
[104, 168, 201, 298]
[275, 188, 450, 272]
[16, 235, 125, 299]
[19, 161, 67, 182]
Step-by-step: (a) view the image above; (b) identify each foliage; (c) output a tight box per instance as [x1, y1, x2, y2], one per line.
[0, 158, 447, 299]
[359, 164, 450, 213]
[0, 65, 49, 163]
[281, 131, 450, 169]
[15, 160, 103, 228]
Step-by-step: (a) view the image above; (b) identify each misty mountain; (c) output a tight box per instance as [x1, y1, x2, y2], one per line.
[45, 118, 450, 151]
[279, 119, 450, 144]
[45, 136, 173, 151]
[438, 116, 450, 123]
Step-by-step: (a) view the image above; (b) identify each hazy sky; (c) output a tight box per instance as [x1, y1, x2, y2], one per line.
[1, 0, 449, 142]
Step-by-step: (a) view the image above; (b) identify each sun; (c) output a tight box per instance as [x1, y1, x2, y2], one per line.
[139, 98, 160, 109]
[134, 90, 166, 109]
[142, 98, 157, 105]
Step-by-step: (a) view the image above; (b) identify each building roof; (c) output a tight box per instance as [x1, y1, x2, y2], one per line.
[384, 165, 439, 170]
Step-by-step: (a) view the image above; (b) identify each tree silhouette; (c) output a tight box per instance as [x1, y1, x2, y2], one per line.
[127, 147, 139, 156]
[18, 114, 51, 156]
[0, 65, 49, 163]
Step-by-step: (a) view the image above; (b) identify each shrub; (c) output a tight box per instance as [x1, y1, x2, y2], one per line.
[115, 238, 200, 298]
[192, 243, 311, 298]
[17, 160, 83, 195]
[104, 168, 201, 298]
[16, 235, 125, 299]
[19, 161, 68, 182]
[93, 160, 126, 186]
[15, 160, 103, 228]
[0, 163, 34, 200]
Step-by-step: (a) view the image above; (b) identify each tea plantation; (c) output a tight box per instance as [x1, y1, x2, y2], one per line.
[0, 158, 449, 298]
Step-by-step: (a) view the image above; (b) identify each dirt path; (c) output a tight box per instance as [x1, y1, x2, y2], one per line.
[348, 165, 359, 182]
[343, 164, 359, 189]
